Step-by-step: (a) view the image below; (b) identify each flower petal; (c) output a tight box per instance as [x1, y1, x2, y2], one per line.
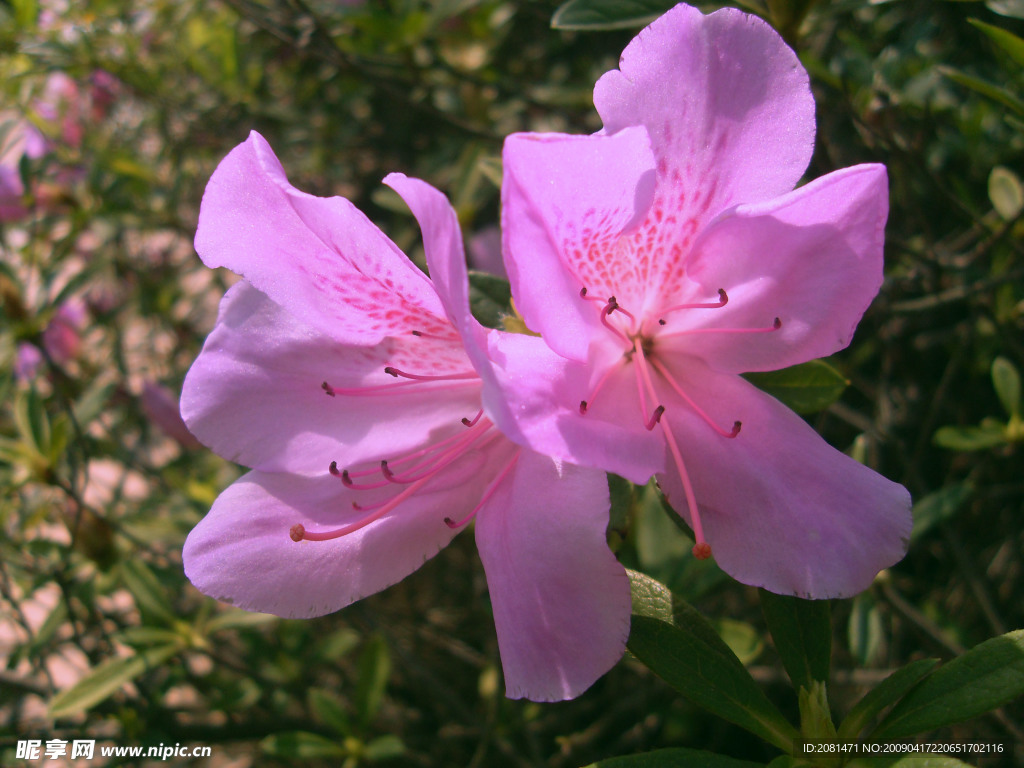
[655, 360, 911, 598]
[501, 128, 657, 360]
[181, 281, 482, 473]
[195, 132, 449, 344]
[594, 4, 814, 250]
[474, 450, 631, 701]
[671, 165, 889, 373]
[183, 469, 469, 618]
[478, 331, 665, 484]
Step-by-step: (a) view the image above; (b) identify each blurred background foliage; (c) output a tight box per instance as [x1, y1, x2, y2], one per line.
[0, 0, 1022, 765]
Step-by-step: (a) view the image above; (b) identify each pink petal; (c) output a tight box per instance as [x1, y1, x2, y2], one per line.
[594, 6, 813, 305]
[183, 469, 470, 617]
[655, 360, 911, 598]
[474, 450, 631, 701]
[501, 128, 657, 360]
[181, 281, 482, 474]
[673, 165, 889, 373]
[195, 132, 450, 344]
[479, 331, 665, 484]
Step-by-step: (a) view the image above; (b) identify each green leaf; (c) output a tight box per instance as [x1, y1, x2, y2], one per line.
[120, 560, 176, 625]
[989, 166, 1024, 220]
[744, 360, 849, 414]
[940, 66, 1024, 115]
[14, 387, 50, 457]
[364, 734, 406, 761]
[48, 645, 179, 719]
[205, 608, 278, 633]
[933, 424, 1007, 451]
[626, 571, 799, 751]
[583, 747, 765, 768]
[467, 270, 512, 329]
[969, 17, 1024, 66]
[712, 619, 764, 666]
[260, 732, 347, 759]
[911, 483, 973, 541]
[759, 590, 831, 691]
[837, 658, 939, 741]
[308, 688, 352, 736]
[992, 356, 1021, 419]
[551, 0, 674, 30]
[354, 634, 391, 727]
[872, 630, 1024, 740]
[847, 593, 885, 667]
[847, 757, 975, 768]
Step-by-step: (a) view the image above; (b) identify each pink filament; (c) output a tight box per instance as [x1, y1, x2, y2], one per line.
[632, 346, 665, 432]
[321, 378, 477, 397]
[384, 366, 478, 382]
[659, 317, 782, 340]
[580, 361, 624, 415]
[444, 449, 521, 529]
[658, 289, 728, 324]
[649, 357, 741, 439]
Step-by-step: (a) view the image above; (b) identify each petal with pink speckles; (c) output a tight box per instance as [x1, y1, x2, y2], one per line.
[181, 281, 482, 474]
[593, 4, 815, 309]
[667, 164, 889, 373]
[501, 128, 657, 361]
[195, 132, 450, 345]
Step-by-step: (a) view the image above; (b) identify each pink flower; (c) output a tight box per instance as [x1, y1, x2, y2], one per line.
[479, 3, 911, 599]
[181, 132, 630, 701]
[42, 300, 86, 364]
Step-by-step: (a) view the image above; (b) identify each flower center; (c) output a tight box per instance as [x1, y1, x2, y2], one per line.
[578, 285, 782, 561]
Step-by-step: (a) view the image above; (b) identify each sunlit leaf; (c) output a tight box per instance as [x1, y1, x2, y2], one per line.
[988, 166, 1024, 219]
[992, 356, 1021, 419]
[551, 0, 674, 30]
[933, 423, 1007, 451]
[872, 630, 1024, 740]
[744, 360, 848, 414]
[48, 645, 179, 719]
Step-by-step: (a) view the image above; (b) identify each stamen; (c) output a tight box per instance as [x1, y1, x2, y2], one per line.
[331, 461, 390, 491]
[632, 342, 665, 432]
[580, 361, 625, 415]
[660, 413, 712, 561]
[410, 329, 459, 340]
[605, 296, 637, 324]
[384, 366, 478, 381]
[649, 358, 741, 439]
[579, 287, 606, 303]
[290, 475, 434, 542]
[342, 422, 483, 481]
[444, 450, 521, 529]
[659, 317, 782, 339]
[461, 409, 484, 427]
[375, 421, 493, 485]
[658, 289, 728, 324]
[599, 299, 632, 344]
[320, 378, 476, 397]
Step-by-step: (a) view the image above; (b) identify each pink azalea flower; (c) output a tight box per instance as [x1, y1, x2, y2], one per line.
[181, 132, 630, 701]
[478, 3, 912, 599]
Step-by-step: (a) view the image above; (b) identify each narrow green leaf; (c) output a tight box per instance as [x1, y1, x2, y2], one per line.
[355, 634, 391, 727]
[933, 424, 1007, 451]
[992, 356, 1021, 419]
[48, 645, 178, 719]
[364, 734, 406, 761]
[14, 387, 50, 456]
[940, 66, 1024, 115]
[837, 658, 939, 741]
[583, 747, 766, 768]
[626, 573, 798, 751]
[911, 484, 973, 541]
[872, 630, 1024, 740]
[309, 688, 352, 736]
[712, 619, 764, 666]
[970, 18, 1024, 66]
[743, 360, 849, 414]
[120, 560, 176, 625]
[260, 732, 347, 759]
[760, 590, 831, 691]
[551, 0, 674, 30]
[847, 757, 975, 768]
[205, 608, 278, 633]
[847, 592, 885, 667]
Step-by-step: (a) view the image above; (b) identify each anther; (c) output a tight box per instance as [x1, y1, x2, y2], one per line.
[290, 524, 305, 542]
[329, 461, 341, 476]
[646, 404, 665, 431]
[730, 420, 742, 437]
[381, 460, 395, 480]
[384, 366, 400, 377]
[321, 381, 336, 397]
[461, 409, 484, 427]
[579, 400, 588, 415]
[692, 542, 712, 560]
[773, 317, 782, 329]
